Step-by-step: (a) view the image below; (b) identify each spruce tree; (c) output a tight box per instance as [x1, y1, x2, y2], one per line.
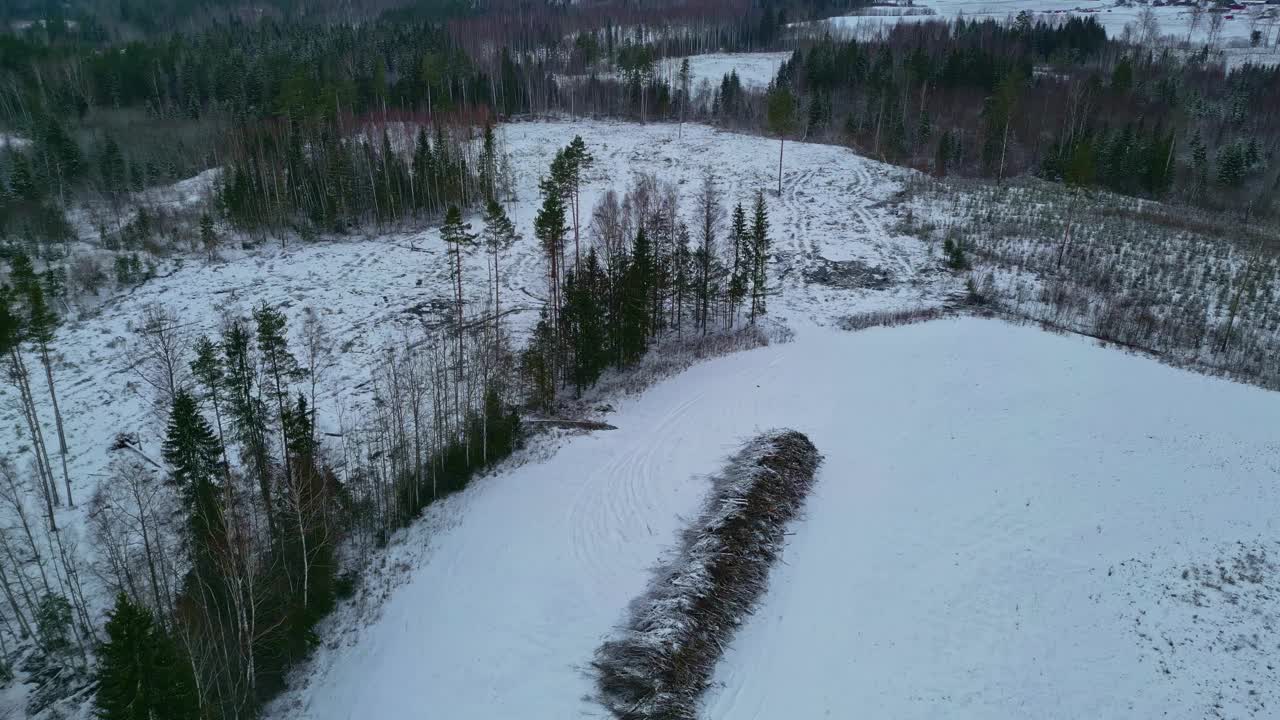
[95, 593, 198, 720]
[220, 318, 268, 495]
[163, 391, 225, 567]
[621, 227, 653, 364]
[749, 192, 771, 322]
[564, 249, 607, 392]
[1217, 143, 1246, 188]
[200, 213, 217, 259]
[727, 203, 749, 323]
[521, 308, 557, 411]
[478, 123, 498, 202]
[935, 130, 953, 177]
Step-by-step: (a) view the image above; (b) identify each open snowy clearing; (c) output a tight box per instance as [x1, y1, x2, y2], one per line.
[269, 316, 1280, 720]
[809, 0, 1279, 51]
[654, 52, 791, 89]
[556, 52, 791, 96]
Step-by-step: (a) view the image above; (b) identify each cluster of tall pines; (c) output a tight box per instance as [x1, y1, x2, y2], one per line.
[518, 138, 774, 410]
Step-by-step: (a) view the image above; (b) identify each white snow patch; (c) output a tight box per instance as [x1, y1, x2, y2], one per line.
[269, 316, 1280, 720]
[804, 0, 1280, 57]
[0, 132, 31, 150]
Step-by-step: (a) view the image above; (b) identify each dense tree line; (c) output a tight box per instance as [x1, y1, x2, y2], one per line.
[739, 17, 1279, 215]
[218, 118, 505, 236]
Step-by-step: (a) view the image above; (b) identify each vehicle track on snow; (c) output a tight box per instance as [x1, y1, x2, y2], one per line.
[564, 353, 787, 604]
[566, 390, 709, 602]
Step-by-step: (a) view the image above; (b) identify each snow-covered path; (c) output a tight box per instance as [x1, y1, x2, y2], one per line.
[277, 317, 1280, 719]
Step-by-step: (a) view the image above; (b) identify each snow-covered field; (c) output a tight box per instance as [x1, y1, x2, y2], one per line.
[269, 315, 1280, 720]
[556, 51, 791, 95]
[655, 52, 792, 89]
[810, 0, 1279, 51]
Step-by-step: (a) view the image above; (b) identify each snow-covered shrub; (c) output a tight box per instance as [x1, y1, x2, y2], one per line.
[592, 430, 822, 720]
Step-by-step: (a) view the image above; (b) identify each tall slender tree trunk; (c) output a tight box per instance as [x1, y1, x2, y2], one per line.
[998, 119, 1011, 185]
[10, 349, 60, 521]
[454, 242, 465, 429]
[777, 137, 785, 196]
[38, 345, 73, 506]
[493, 245, 502, 366]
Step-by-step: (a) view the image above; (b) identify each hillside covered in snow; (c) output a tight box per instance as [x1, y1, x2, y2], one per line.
[2, 2, 1279, 718]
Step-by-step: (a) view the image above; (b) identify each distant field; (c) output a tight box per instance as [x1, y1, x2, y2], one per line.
[809, 0, 1279, 52]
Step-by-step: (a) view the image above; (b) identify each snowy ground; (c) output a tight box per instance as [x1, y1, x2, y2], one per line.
[807, 0, 1280, 54]
[556, 51, 791, 97]
[0, 133, 30, 150]
[269, 316, 1280, 720]
[654, 52, 792, 89]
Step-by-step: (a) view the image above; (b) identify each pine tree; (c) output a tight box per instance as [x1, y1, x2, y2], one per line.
[534, 181, 568, 334]
[563, 136, 594, 266]
[482, 199, 518, 355]
[441, 205, 477, 409]
[94, 593, 198, 720]
[766, 83, 795, 196]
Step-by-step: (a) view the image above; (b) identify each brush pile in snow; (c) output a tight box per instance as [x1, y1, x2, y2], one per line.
[592, 430, 822, 719]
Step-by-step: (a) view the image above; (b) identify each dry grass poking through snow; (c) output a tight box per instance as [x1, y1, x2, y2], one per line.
[592, 430, 821, 720]
[896, 176, 1280, 389]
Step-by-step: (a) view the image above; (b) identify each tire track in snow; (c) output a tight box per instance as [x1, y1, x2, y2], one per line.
[564, 349, 789, 606]
[566, 390, 708, 602]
